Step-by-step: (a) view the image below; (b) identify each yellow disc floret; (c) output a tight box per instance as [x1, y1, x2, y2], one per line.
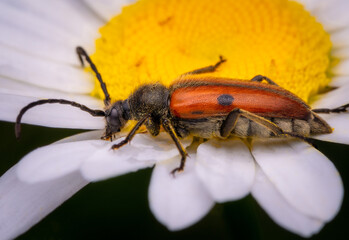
[92, 0, 332, 103]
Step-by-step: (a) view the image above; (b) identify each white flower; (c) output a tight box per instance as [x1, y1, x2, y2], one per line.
[0, 0, 348, 239]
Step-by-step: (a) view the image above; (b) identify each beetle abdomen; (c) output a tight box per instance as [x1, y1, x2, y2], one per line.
[175, 113, 332, 139]
[232, 114, 332, 138]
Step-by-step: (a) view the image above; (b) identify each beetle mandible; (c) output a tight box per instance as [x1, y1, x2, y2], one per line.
[15, 46, 349, 175]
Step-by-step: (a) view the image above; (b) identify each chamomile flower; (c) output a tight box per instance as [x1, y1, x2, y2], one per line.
[0, 0, 348, 239]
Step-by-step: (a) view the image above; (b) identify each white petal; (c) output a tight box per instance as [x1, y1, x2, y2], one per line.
[252, 166, 324, 237]
[17, 140, 108, 183]
[251, 140, 343, 222]
[0, 1, 101, 47]
[0, 2, 79, 48]
[332, 59, 349, 76]
[0, 165, 88, 240]
[125, 133, 192, 162]
[312, 114, 349, 144]
[312, 85, 349, 109]
[195, 139, 255, 202]
[295, 0, 318, 12]
[0, 0, 101, 64]
[0, 76, 103, 107]
[81, 138, 154, 182]
[327, 76, 349, 88]
[311, 0, 349, 32]
[0, 45, 94, 93]
[311, 86, 349, 144]
[0, 22, 79, 65]
[84, 0, 136, 21]
[53, 122, 136, 145]
[332, 47, 349, 59]
[330, 28, 349, 49]
[0, 93, 104, 129]
[4, 0, 102, 37]
[81, 133, 192, 181]
[55, 130, 105, 144]
[148, 157, 214, 231]
[0, 2, 71, 40]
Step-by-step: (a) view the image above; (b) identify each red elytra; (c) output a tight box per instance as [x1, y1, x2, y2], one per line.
[170, 77, 311, 120]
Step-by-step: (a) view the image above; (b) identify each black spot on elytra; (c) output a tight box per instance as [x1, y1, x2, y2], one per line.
[217, 94, 234, 106]
[191, 111, 204, 115]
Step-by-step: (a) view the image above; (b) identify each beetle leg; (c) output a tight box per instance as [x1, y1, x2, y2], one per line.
[220, 108, 285, 138]
[180, 56, 226, 77]
[111, 114, 149, 150]
[312, 103, 349, 114]
[221, 109, 318, 145]
[162, 119, 188, 176]
[250, 75, 278, 86]
[145, 117, 161, 136]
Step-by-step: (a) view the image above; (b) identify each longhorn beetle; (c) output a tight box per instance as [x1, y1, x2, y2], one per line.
[15, 46, 349, 175]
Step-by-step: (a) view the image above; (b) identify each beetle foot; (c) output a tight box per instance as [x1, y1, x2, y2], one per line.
[111, 139, 127, 150]
[171, 166, 184, 177]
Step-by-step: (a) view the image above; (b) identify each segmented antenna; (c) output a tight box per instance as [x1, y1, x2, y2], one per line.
[15, 99, 105, 140]
[313, 103, 349, 113]
[76, 46, 111, 106]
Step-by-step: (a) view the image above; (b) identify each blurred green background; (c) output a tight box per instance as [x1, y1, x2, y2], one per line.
[1, 120, 348, 240]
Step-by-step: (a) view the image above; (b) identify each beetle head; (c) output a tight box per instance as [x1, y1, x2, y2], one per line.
[104, 101, 128, 139]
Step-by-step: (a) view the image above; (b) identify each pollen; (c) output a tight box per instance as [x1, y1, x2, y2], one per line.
[91, 0, 332, 103]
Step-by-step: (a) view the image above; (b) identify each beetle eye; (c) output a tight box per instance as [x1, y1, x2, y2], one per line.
[107, 108, 121, 127]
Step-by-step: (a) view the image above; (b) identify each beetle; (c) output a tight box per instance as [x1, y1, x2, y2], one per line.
[15, 46, 349, 174]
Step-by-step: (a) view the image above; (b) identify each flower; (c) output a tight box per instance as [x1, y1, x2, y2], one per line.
[0, 0, 348, 239]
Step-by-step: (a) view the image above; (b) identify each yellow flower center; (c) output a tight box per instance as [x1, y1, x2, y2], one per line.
[92, 0, 331, 103]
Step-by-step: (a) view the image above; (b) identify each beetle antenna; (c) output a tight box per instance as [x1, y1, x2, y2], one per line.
[312, 103, 349, 114]
[15, 99, 105, 140]
[76, 46, 111, 106]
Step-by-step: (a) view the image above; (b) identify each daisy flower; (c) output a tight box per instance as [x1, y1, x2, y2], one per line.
[1, 0, 349, 239]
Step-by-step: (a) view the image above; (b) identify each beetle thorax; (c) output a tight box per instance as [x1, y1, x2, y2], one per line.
[128, 83, 169, 119]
